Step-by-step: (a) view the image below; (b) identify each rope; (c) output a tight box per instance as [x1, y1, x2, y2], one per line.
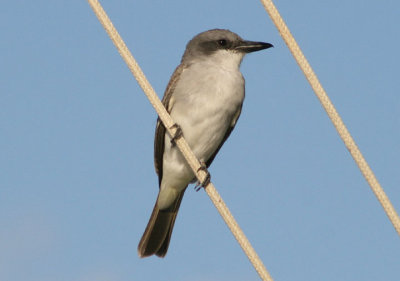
[87, 0, 274, 280]
[260, 0, 400, 235]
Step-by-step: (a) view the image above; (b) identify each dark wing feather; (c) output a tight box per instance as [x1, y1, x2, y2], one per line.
[154, 64, 185, 187]
[205, 104, 243, 167]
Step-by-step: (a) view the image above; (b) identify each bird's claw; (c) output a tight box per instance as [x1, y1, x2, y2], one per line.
[169, 123, 183, 146]
[195, 162, 211, 191]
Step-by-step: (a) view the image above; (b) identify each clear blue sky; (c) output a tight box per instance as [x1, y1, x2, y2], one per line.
[1, 1, 399, 280]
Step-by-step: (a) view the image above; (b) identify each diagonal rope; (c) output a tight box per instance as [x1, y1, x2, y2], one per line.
[260, 0, 400, 235]
[87, 0, 274, 280]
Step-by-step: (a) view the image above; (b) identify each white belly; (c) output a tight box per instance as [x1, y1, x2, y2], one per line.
[160, 62, 245, 194]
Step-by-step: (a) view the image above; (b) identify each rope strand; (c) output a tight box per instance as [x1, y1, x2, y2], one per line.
[259, 0, 400, 235]
[87, 0, 274, 280]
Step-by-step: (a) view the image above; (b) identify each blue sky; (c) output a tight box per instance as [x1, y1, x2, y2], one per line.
[1, 1, 399, 280]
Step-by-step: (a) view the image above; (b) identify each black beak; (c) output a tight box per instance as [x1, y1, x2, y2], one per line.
[235, 40, 273, 53]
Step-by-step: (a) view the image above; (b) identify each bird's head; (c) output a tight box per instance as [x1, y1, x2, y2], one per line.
[182, 29, 273, 68]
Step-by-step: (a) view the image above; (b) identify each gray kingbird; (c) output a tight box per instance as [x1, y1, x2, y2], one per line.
[138, 29, 273, 257]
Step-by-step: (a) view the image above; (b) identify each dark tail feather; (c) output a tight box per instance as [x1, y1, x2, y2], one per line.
[138, 191, 184, 258]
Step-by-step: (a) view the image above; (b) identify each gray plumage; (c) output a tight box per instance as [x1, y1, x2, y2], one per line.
[138, 29, 273, 258]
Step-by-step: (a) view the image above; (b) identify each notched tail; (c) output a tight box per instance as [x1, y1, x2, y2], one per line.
[137, 191, 184, 258]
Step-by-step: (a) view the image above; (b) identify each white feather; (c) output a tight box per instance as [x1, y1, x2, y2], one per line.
[158, 50, 245, 209]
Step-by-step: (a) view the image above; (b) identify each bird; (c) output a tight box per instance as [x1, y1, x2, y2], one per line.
[138, 29, 273, 258]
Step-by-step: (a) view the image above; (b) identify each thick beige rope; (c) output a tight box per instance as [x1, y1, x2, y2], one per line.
[87, 0, 274, 280]
[260, 0, 400, 235]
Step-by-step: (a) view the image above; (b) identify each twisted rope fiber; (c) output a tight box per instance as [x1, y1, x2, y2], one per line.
[260, 0, 400, 235]
[87, 0, 273, 280]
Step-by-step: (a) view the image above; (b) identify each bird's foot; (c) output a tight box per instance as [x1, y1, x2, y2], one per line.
[169, 123, 183, 147]
[195, 162, 211, 191]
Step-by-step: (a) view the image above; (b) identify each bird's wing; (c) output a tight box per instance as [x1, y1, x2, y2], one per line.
[205, 103, 243, 168]
[154, 64, 185, 187]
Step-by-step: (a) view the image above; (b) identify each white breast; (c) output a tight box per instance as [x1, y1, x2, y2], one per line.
[172, 57, 244, 153]
[159, 51, 245, 199]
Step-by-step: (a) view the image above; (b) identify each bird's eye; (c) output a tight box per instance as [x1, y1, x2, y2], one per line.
[217, 39, 227, 47]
